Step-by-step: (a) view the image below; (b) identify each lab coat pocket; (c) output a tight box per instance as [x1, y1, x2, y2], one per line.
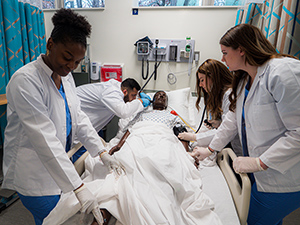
[252, 103, 282, 131]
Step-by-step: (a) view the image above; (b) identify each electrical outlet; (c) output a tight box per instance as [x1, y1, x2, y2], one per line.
[194, 51, 200, 63]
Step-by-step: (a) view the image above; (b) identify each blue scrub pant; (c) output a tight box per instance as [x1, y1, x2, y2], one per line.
[72, 145, 87, 163]
[18, 193, 60, 225]
[248, 182, 300, 225]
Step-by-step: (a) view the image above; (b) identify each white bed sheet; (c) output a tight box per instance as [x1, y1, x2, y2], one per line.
[44, 122, 229, 225]
[44, 153, 240, 224]
[142, 89, 241, 224]
[44, 89, 240, 225]
[44, 160, 240, 225]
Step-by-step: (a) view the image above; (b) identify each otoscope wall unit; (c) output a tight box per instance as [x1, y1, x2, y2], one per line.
[137, 38, 195, 63]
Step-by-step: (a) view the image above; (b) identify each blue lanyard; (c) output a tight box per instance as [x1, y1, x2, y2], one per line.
[57, 83, 72, 152]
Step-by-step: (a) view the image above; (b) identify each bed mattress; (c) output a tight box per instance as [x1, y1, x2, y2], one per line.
[199, 164, 240, 225]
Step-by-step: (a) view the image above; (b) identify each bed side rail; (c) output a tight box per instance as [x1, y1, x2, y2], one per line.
[217, 148, 251, 225]
[67, 137, 107, 176]
[67, 142, 88, 176]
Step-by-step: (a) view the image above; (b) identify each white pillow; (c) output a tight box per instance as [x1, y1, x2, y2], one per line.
[188, 95, 205, 130]
[166, 88, 191, 124]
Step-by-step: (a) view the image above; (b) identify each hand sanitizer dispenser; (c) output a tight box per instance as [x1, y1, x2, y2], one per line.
[90, 62, 100, 81]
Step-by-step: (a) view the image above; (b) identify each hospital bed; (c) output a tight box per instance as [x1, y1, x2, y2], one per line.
[67, 143, 250, 225]
[62, 87, 251, 225]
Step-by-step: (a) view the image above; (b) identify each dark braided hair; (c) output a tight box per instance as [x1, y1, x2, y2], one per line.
[50, 8, 91, 47]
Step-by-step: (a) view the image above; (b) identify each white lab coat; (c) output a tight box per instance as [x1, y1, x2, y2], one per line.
[2, 55, 105, 196]
[76, 80, 144, 133]
[209, 57, 300, 193]
[195, 89, 242, 156]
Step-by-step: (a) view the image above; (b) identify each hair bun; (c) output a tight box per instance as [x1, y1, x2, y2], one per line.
[52, 8, 91, 37]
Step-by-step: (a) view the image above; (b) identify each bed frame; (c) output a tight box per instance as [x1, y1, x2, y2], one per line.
[67, 142, 86, 176]
[68, 144, 250, 225]
[217, 148, 251, 225]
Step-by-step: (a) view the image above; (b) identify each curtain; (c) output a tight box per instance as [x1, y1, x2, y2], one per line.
[19, 0, 43, 9]
[0, 0, 46, 144]
[235, 0, 300, 59]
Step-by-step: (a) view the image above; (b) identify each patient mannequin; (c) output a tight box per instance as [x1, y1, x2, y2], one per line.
[110, 91, 189, 155]
[90, 91, 189, 225]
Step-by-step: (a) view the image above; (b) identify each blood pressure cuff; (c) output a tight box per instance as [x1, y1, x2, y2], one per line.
[173, 124, 189, 143]
[134, 36, 153, 47]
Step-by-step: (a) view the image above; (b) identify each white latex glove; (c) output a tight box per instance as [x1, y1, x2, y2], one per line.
[178, 132, 196, 141]
[233, 157, 265, 174]
[100, 151, 122, 176]
[189, 146, 212, 161]
[74, 185, 103, 225]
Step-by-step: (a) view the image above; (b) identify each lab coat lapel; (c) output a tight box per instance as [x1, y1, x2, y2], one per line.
[236, 72, 260, 137]
[243, 62, 268, 104]
[244, 74, 259, 103]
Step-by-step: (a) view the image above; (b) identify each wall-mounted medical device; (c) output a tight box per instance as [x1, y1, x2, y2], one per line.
[137, 41, 150, 55]
[137, 38, 195, 63]
[90, 61, 101, 81]
[154, 43, 167, 56]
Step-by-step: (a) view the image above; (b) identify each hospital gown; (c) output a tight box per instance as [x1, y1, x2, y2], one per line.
[125, 109, 185, 131]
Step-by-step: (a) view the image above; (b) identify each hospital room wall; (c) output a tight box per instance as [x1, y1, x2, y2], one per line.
[43, 1, 237, 91]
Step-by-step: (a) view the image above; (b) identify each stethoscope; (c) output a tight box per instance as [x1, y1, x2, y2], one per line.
[195, 105, 207, 133]
[138, 60, 162, 101]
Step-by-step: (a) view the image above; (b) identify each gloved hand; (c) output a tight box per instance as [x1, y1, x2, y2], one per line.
[233, 157, 266, 174]
[74, 185, 104, 224]
[139, 98, 151, 107]
[100, 151, 122, 176]
[178, 132, 196, 141]
[139, 92, 151, 101]
[189, 146, 213, 161]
